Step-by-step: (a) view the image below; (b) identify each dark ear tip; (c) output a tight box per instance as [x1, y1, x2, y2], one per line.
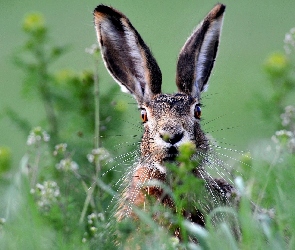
[94, 4, 107, 14]
[93, 4, 125, 19]
[93, 5, 115, 15]
[216, 3, 226, 16]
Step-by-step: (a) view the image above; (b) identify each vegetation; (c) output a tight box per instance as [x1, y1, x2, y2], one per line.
[0, 13, 295, 249]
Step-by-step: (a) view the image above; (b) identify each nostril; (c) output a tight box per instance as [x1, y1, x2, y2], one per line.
[161, 132, 184, 145]
[169, 132, 184, 144]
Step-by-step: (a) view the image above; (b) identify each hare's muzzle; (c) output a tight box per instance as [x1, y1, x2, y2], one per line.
[160, 131, 184, 145]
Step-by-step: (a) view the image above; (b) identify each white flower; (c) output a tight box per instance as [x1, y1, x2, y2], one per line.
[284, 27, 295, 54]
[27, 127, 50, 146]
[87, 148, 111, 164]
[31, 181, 60, 210]
[53, 143, 67, 156]
[43, 132, 50, 142]
[36, 183, 44, 190]
[272, 129, 295, 153]
[281, 105, 295, 128]
[87, 213, 97, 220]
[56, 158, 79, 172]
[97, 213, 105, 221]
[87, 154, 94, 163]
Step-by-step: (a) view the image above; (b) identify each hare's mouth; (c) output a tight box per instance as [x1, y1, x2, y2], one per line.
[163, 146, 179, 162]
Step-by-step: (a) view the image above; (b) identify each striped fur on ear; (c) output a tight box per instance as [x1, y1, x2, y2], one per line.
[93, 5, 162, 103]
[176, 4, 225, 99]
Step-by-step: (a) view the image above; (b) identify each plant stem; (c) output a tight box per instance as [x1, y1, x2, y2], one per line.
[94, 51, 100, 149]
[30, 144, 41, 187]
[35, 46, 59, 145]
[79, 48, 102, 224]
[79, 181, 96, 224]
[93, 50, 104, 213]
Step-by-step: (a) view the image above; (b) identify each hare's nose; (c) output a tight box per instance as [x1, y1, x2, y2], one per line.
[160, 132, 183, 145]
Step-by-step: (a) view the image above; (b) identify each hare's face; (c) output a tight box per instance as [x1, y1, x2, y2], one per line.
[140, 93, 208, 164]
[94, 3, 224, 162]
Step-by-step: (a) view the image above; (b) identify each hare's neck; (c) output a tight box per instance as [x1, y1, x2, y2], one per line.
[137, 160, 167, 176]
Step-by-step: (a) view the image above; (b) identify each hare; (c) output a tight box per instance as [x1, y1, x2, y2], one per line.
[93, 4, 237, 226]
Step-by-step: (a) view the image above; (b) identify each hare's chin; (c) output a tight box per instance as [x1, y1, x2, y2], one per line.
[163, 146, 179, 162]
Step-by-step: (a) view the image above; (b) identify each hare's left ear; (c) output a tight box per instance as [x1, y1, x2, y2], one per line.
[176, 4, 226, 99]
[93, 5, 162, 104]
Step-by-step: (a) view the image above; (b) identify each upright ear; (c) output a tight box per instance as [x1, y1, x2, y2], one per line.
[93, 5, 162, 103]
[176, 4, 226, 99]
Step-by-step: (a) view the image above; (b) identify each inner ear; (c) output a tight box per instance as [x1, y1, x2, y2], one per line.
[94, 5, 162, 104]
[176, 4, 226, 99]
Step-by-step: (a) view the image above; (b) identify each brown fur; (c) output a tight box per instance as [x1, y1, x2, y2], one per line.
[93, 3, 236, 230]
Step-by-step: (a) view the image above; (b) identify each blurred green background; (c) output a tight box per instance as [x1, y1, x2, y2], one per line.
[1, 0, 295, 165]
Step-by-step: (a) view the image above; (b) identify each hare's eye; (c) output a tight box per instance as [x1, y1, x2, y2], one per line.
[194, 105, 201, 119]
[141, 109, 148, 122]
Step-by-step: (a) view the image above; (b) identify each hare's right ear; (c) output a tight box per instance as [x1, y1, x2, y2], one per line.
[176, 4, 226, 100]
[93, 5, 162, 103]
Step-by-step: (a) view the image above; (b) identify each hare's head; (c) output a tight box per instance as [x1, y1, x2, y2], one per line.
[94, 4, 225, 167]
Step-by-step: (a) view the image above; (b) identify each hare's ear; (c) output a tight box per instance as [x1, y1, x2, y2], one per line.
[93, 5, 162, 103]
[176, 4, 225, 99]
